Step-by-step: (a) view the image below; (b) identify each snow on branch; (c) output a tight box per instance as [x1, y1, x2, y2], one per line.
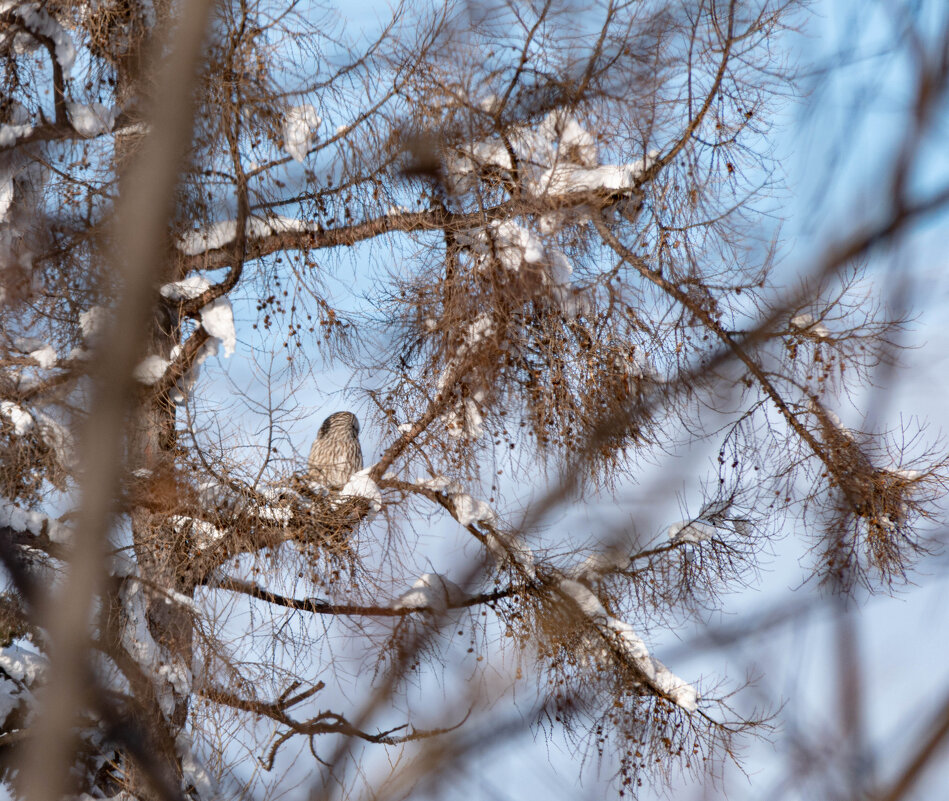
[282, 104, 321, 162]
[0, 2, 77, 74]
[338, 468, 383, 518]
[0, 498, 70, 543]
[170, 515, 227, 550]
[176, 215, 316, 256]
[434, 314, 497, 440]
[160, 275, 236, 357]
[667, 519, 723, 545]
[67, 102, 117, 137]
[119, 579, 193, 720]
[392, 573, 467, 613]
[791, 312, 831, 339]
[446, 108, 655, 199]
[558, 578, 699, 712]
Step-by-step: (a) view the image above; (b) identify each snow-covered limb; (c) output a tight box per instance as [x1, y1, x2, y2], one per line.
[667, 519, 721, 545]
[177, 731, 218, 799]
[251, 487, 296, 524]
[452, 493, 496, 527]
[119, 579, 193, 720]
[338, 468, 383, 519]
[160, 274, 236, 357]
[393, 573, 468, 613]
[0, 400, 32, 435]
[558, 578, 699, 711]
[568, 548, 629, 582]
[67, 102, 117, 137]
[133, 354, 171, 386]
[0, 497, 70, 543]
[170, 515, 227, 549]
[282, 104, 321, 162]
[177, 214, 316, 256]
[806, 398, 855, 440]
[604, 619, 699, 712]
[791, 312, 830, 339]
[447, 109, 655, 200]
[0, 2, 77, 74]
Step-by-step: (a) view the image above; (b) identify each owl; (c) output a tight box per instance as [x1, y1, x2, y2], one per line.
[307, 411, 363, 488]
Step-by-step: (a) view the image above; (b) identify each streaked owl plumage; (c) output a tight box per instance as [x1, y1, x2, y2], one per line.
[307, 411, 363, 488]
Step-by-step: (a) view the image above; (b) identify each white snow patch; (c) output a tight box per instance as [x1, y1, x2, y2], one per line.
[178, 732, 217, 799]
[559, 578, 607, 617]
[120, 579, 192, 719]
[338, 468, 383, 518]
[538, 158, 654, 195]
[177, 222, 237, 256]
[33, 410, 75, 471]
[415, 475, 464, 495]
[28, 344, 56, 368]
[177, 215, 313, 255]
[0, 644, 47, 685]
[160, 274, 211, 301]
[160, 276, 236, 358]
[199, 296, 236, 357]
[114, 121, 150, 137]
[0, 400, 32, 435]
[255, 505, 292, 524]
[667, 520, 719, 544]
[452, 493, 495, 526]
[133, 354, 170, 385]
[67, 102, 117, 137]
[283, 104, 321, 162]
[393, 572, 467, 613]
[889, 468, 923, 481]
[170, 515, 227, 549]
[791, 312, 830, 338]
[1, 3, 76, 73]
[569, 549, 629, 581]
[79, 306, 108, 344]
[447, 108, 653, 199]
[0, 499, 46, 535]
[0, 122, 33, 148]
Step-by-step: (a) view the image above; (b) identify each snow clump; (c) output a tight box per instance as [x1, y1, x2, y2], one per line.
[67, 102, 117, 137]
[133, 354, 171, 385]
[283, 104, 321, 162]
[338, 468, 383, 519]
[667, 520, 720, 545]
[393, 573, 467, 613]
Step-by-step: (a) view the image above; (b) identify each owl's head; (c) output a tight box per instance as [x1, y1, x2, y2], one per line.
[317, 411, 360, 439]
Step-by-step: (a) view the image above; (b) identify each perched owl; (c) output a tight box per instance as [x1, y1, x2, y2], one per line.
[307, 411, 363, 488]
